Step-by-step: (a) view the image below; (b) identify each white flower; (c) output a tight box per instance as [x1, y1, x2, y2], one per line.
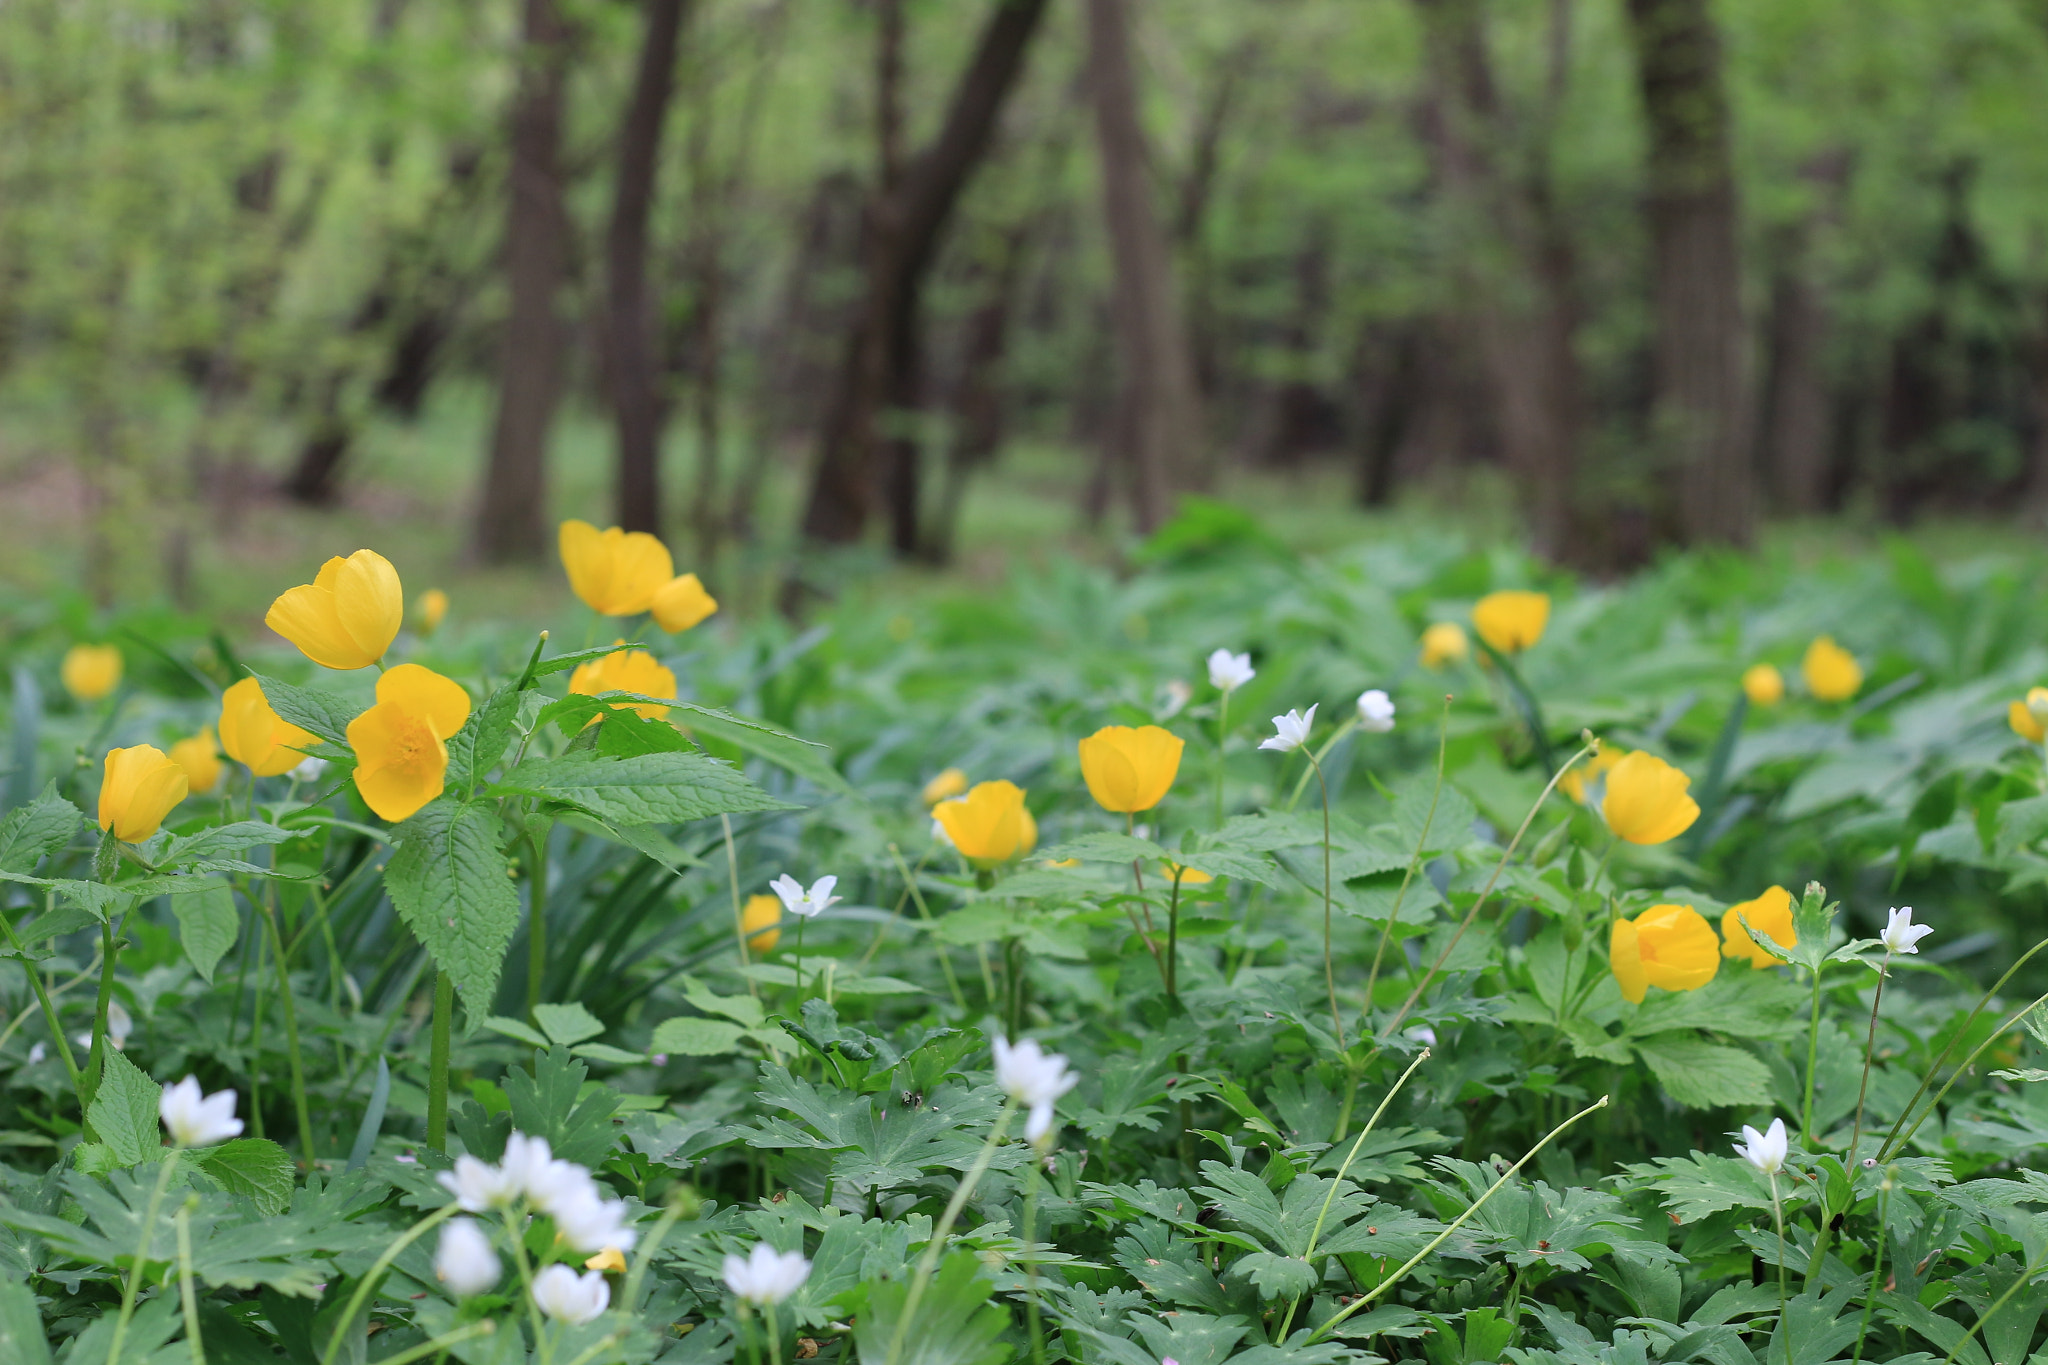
[530, 1264, 610, 1324]
[290, 757, 327, 783]
[26, 1043, 45, 1066]
[1257, 705, 1318, 753]
[159, 1076, 243, 1148]
[1882, 906, 1933, 956]
[1734, 1117, 1788, 1176]
[770, 874, 839, 920]
[549, 1182, 639, 1254]
[435, 1218, 500, 1298]
[1207, 649, 1255, 692]
[438, 1154, 523, 1213]
[1404, 1026, 1436, 1048]
[722, 1242, 812, 1307]
[1356, 690, 1395, 733]
[992, 1036, 1079, 1144]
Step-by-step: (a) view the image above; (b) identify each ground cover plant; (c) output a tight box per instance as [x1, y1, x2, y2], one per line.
[4, 509, 2048, 1363]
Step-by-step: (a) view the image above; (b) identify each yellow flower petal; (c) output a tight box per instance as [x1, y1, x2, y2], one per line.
[98, 745, 188, 842]
[1078, 725, 1184, 813]
[265, 550, 403, 670]
[1601, 751, 1699, 846]
[1742, 664, 1784, 707]
[169, 730, 222, 797]
[1419, 622, 1469, 669]
[347, 701, 448, 822]
[377, 664, 472, 741]
[559, 519, 674, 616]
[219, 678, 319, 777]
[61, 644, 123, 702]
[567, 647, 677, 721]
[1613, 904, 1719, 1002]
[1610, 916, 1647, 1004]
[651, 573, 719, 633]
[922, 768, 970, 805]
[1721, 885, 1796, 968]
[1802, 636, 1862, 702]
[933, 780, 1033, 867]
[417, 588, 449, 635]
[1472, 591, 1550, 654]
[741, 893, 782, 953]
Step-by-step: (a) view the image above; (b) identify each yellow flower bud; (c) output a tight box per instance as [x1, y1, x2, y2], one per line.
[1741, 664, 1784, 707]
[169, 730, 223, 796]
[1418, 622, 1469, 669]
[61, 644, 123, 702]
[1077, 725, 1184, 814]
[417, 588, 449, 636]
[559, 520, 674, 617]
[1472, 591, 1550, 654]
[1721, 885, 1796, 968]
[651, 573, 718, 634]
[98, 745, 189, 843]
[741, 893, 783, 953]
[219, 677, 320, 777]
[1802, 636, 1862, 702]
[346, 665, 471, 823]
[933, 780, 1036, 867]
[922, 768, 969, 805]
[1610, 904, 1719, 1004]
[1600, 750, 1699, 846]
[2010, 700, 2045, 743]
[567, 647, 677, 721]
[265, 550, 404, 671]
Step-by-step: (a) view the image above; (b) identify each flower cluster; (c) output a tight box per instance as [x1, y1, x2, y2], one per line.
[437, 1131, 638, 1255]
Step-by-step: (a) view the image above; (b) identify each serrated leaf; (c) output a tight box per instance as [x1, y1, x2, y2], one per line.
[197, 1138, 295, 1216]
[1616, 1151, 1806, 1221]
[0, 1278, 50, 1365]
[651, 1017, 746, 1056]
[85, 1048, 161, 1167]
[251, 674, 361, 746]
[384, 799, 518, 1013]
[500, 751, 793, 825]
[853, 1250, 1010, 1365]
[533, 1002, 604, 1047]
[527, 643, 650, 678]
[504, 1047, 620, 1169]
[1632, 1033, 1772, 1108]
[1174, 848, 1280, 887]
[170, 878, 239, 983]
[1035, 831, 1169, 864]
[0, 787, 81, 875]
[1394, 771, 1477, 857]
[444, 684, 523, 793]
[481, 1015, 550, 1048]
[159, 821, 297, 866]
[596, 710, 697, 757]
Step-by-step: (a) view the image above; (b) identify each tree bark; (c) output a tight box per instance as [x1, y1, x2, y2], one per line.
[475, 0, 571, 564]
[1625, 0, 1752, 546]
[793, 0, 1051, 559]
[1087, 0, 1203, 534]
[605, 0, 688, 535]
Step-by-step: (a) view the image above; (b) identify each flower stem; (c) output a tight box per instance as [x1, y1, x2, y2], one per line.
[1770, 1171, 1790, 1365]
[884, 1103, 1015, 1365]
[500, 1206, 554, 1365]
[526, 827, 549, 1023]
[0, 904, 81, 1099]
[1848, 952, 1891, 1160]
[793, 915, 807, 1009]
[1849, 1170, 1893, 1365]
[1802, 964, 1825, 1142]
[1022, 1155, 1046, 1365]
[318, 1202, 460, 1365]
[176, 1201, 204, 1365]
[260, 896, 316, 1166]
[82, 916, 121, 1113]
[1878, 934, 2048, 1159]
[1305, 750, 1342, 1050]
[1937, 1244, 2048, 1365]
[724, 815, 758, 999]
[1165, 870, 1183, 1011]
[426, 970, 453, 1154]
[1885, 982, 2048, 1158]
[1215, 688, 1230, 829]
[1362, 699, 1449, 1024]
[107, 1150, 179, 1365]
[888, 843, 966, 1012]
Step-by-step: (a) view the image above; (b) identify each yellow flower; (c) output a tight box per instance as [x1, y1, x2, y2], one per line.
[1802, 636, 1862, 702]
[584, 1247, 628, 1275]
[922, 768, 970, 805]
[417, 588, 449, 636]
[218, 677, 320, 777]
[1742, 664, 1785, 707]
[651, 573, 718, 633]
[567, 647, 677, 721]
[559, 519, 674, 617]
[741, 893, 783, 953]
[169, 730, 223, 796]
[933, 780, 1036, 867]
[1078, 725, 1184, 813]
[2009, 687, 2048, 742]
[1163, 861, 1214, 886]
[1418, 622, 1469, 669]
[98, 745, 188, 842]
[1472, 591, 1550, 654]
[347, 665, 472, 823]
[1557, 746, 1625, 805]
[1610, 904, 1719, 1004]
[61, 644, 123, 702]
[1600, 751, 1699, 845]
[265, 549, 404, 671]
[1722, 885, 1796, 968]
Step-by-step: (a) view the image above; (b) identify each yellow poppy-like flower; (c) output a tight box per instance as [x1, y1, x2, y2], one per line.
[1078, 725, 1184, 813]
[1472, 591, 1550, 654]
[265, 549, 404, 671]
[567, 647, 677, 721]
[1163, 861, 1214, 886]
[98, 745, 189, 843]
[416, 588, 449, 636]
[651, 573, 719, 633]
[922, 768, 969, 805]
[61, 644, 123, 702]
[741, 893, 783, 953]
[1419, 622, 1469, 669]
[1557, 746, 1625, 805]
[2009, 687, 2048, 742]
[1742, 664, 1785, 707]
[1802, 636, 1862, 702]
[933, 780, 1037, 867]
[1610, 904, 1720, 1004]
[584, 1247, 628, 1275]
[559, 519, 674, 617]
[1722, 885, 1796, 968]
[1601, 751, 1699, 845]
[169, 730, 223, 796]
[346, 665, 472, 823]
[218, 677, 320, 777]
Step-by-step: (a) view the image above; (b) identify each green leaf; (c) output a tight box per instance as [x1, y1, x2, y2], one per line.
[159, 821, 296, 867]
[251, 674, 361, 746]
[481, 1016, 550, 1048]
[527, 643, 649, 678]
[384, 799, 519, 1013]
[197, 1138, 295, 1217]
[444, 684, 523, 792]
[1035, 831, 1169, 864]
[504, 1047, 620, 1169]
[169, 878, 239, 983]
[1632, 1033, 1772, 1109]
[1174, 847, 1280, 887]
[682, 977, 765, 1027]
[500, 751, 793, 826]
[1394, 771, 1477, 857]
[853, 1250, 1010, 1365]
[1787, 882, 1838, 972]
[596, 710, 697, 757]
[1616, 1151, 1803, 1221]
[0, 1277, 51, 1365]
[85, 1048, 161, 1168]
[533, 1002, 605, 1047]
[650, 1017, 747, 1056]
[0, 786, 81, 875]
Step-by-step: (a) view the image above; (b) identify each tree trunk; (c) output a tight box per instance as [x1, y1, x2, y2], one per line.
[1087, 0, 1203, 534]
[793, 0, 1051, 560]
[475, 0, 571, 564]
[1625, 0, 1752, 546]
[606, 0, 688, 535]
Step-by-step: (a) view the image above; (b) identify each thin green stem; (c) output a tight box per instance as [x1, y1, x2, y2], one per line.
[371, 1322, 496, 1365]
[500, 1206, 553, 1365]
[1886, 984, 2048, 1158]
[1802, 964, 1825, 1142]
[526, 827, 549, 1022]
[1023, 1155, 1046, 1365]
[176, 1200, 204, 1365]
[1215, 688, 1231, 829]
[1849, 953, 1891, 1160]
[793, 915, 808, 1009]
[1362, 699, 1449, 1020]
[740, 1302, 762, 1365]
[107, 1150, 179, 1365]
[318, 1203, 460, 1365]
[1165, 869, 1183, 1011]
[885, 1103, 1016, 1365]
[0, 905, 81, 1098]
[1879, 935, 2048, 1158]
[1287, 719, 1357, 811]
[1306, 750, 1340, 1050]
[1849, 1169, 1894, 1365]
[426, 971, 453, 1153]
[863, 843, 931, 967]
[765, 1303, 781, 1365]
[1770, 1171, 1790, 1365]
[724, 815, 758, 999]
[888, 844, 966, 1012]
[261, 896, 316, 1166]
[82, 916, 120, 1112]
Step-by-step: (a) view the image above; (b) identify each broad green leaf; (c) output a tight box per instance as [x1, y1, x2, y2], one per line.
[527, 643, 648, 678]
[1394, 771, 1477, 857]
[500, 751, 793, 825]
[159, 821, 295, 866]
[1632, 1033, 1772, 1109]
[251, 674, 362, 746]
[651, 1017, 747, 1056]
[504, 1047, 620, 1169]
[0, 787, 81, 875]
[444, 684, 523, 793]
[682, 977, 765, 1028]
[533, 1001, 604, 1047]
[853, 1250, 1010, 1365]
[481, 1015, 550, 1048]
[197, 1138, 295, 1216]
[169, 878, 239, 982]
[85, 1048, 161, 1168]
[384, 799, 518, 1012]
[0, 1278, 50, 1365]
[1036, 831, 1169, 864]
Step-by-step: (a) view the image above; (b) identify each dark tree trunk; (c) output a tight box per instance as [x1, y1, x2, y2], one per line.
[1625, 0, 1752, 546]
[476, 0, 571, 564]
[606, 0, 688, 535]
[794, 0, 1052, 560]
[1087, 0, 1203, 534]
